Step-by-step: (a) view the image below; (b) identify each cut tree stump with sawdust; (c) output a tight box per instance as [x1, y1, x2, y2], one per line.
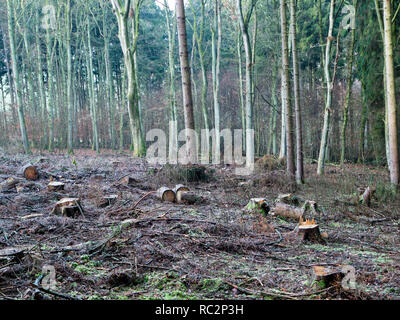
[0, 177, 20, 192]
[176, 191, 203, 205]
[52, 198, 83, 218]
[20, 164, 39, 181]
[98, 195, 118, 208]
[245, 198, 270, 216]
[157, 187, 176, 202]
[48, 181, 65, 191]
[295, 218, 326, 244]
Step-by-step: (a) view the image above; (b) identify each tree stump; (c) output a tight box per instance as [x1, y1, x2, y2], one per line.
[48, 181, 65, 191]
[176, 191, 202, 205]
[120, 176, 138, 186]
[245, 198, 270, 216]
[0, 177, 19, 192]
[52, 198, 82, 218]
[311, 265, 344, 289]
[98, 195, 118, 208]
[296, 223, 326, 244]
[156, 187, 176, 202]
[20, 164, 39, 181]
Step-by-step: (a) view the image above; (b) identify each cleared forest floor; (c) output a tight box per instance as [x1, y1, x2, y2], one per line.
[0, 150, 399, 300]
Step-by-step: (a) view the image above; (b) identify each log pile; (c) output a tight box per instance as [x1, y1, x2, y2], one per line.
[176, 191, 202, 205]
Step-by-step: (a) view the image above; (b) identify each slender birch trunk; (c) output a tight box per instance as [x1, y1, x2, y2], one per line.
[212, 0, 222, 163]
[66, 0, 73, 153]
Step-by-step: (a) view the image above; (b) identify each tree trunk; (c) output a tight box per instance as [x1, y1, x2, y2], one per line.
[280, 0, 295, 178]
[237, 0, 255, 170]
[176, 0, 197, 163]
[212, 0, 222, 164]
[6, 0, 31, 154]
[289, 0, 304, 184]
[340, 0, 357, 167]
[164, 0, 178, 163]
[317, 0, 335, 175]
[111, 0, 146, 157]
[383, 0, 399, 185]
[66, 0, 73, 154]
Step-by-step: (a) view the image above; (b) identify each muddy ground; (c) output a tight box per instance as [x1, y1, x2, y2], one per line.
[0, 150, 399, 300]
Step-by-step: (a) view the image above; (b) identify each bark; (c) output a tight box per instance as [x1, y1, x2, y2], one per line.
[340, 0, 357, 167]
[6, 0, 31, 154]
[237, 0, 256, 169]
[289, 0, 304, 184]
[383, 0, 399, 185]
[317, 0, 335, 175]
[280, 0, 295, 178]
[176, 0, 197, 163]
[164, 0, 178, 163]
[211, 0, 222, 164]
[110, 0, 146, 157]
[66, 0, 73, 154]
[86, 16, 100, 153]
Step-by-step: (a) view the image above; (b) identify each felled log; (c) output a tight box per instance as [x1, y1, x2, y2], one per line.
[156, 187, 176, 202]
[52, 198, 82, 218]
[270, 202, 304, 220]
[173, 184, 189, 200]
[0, 177, 19, 192]
[176, 191, 202, 205]
[173, 184, 189, 194]
[311, 265, 344, 289]
[296, 218, 326, 244]
[20, 164, 39, 181]
[244, 198, 270, 216]
[276, 193, 300, 206]
[48, 181, 65, 191]
[98, 195, 118, 208]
